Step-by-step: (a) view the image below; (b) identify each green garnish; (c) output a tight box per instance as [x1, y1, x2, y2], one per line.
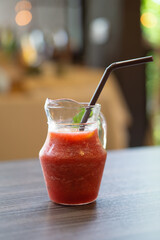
[73, 107, 93, 123]
[73, 108, 85, 123]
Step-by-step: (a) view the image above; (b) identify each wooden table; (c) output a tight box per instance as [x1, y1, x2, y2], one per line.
[0, 147, 160, 240]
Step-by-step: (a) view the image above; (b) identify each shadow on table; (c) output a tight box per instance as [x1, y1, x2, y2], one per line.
[29, 200, 98, 239]
[46, 200, 97, 223]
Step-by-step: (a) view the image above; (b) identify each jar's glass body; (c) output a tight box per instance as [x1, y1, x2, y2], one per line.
[39, 99, 107, 205]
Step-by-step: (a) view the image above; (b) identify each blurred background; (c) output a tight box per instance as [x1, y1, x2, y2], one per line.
[0, 0, 160, 160]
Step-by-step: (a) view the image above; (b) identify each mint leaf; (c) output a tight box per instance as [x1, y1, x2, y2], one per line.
[73, 108, 85, 123]
[73, 107, 93, 123]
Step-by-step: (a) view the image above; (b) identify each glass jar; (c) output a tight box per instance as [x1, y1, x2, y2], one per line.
[39, 98, 107, 205]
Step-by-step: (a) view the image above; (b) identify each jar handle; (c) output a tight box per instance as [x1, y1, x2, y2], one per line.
[98, 112, 107, 149]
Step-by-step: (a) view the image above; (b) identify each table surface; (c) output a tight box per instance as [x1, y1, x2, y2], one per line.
[0, 146, 160, 240]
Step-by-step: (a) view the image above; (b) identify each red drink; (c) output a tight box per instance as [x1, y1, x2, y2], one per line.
[39, 128, 107, 205]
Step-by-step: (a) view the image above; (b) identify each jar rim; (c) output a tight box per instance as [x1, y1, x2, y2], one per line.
[45, 98, 101, 109]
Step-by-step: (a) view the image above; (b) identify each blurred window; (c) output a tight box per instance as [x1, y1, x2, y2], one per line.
[141, 0, 160, 144]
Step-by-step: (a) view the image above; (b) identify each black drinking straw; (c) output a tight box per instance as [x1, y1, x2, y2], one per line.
[80, 56, 153, 127]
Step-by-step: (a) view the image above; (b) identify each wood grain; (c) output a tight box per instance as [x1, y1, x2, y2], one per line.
[0, 146, 160, 240]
